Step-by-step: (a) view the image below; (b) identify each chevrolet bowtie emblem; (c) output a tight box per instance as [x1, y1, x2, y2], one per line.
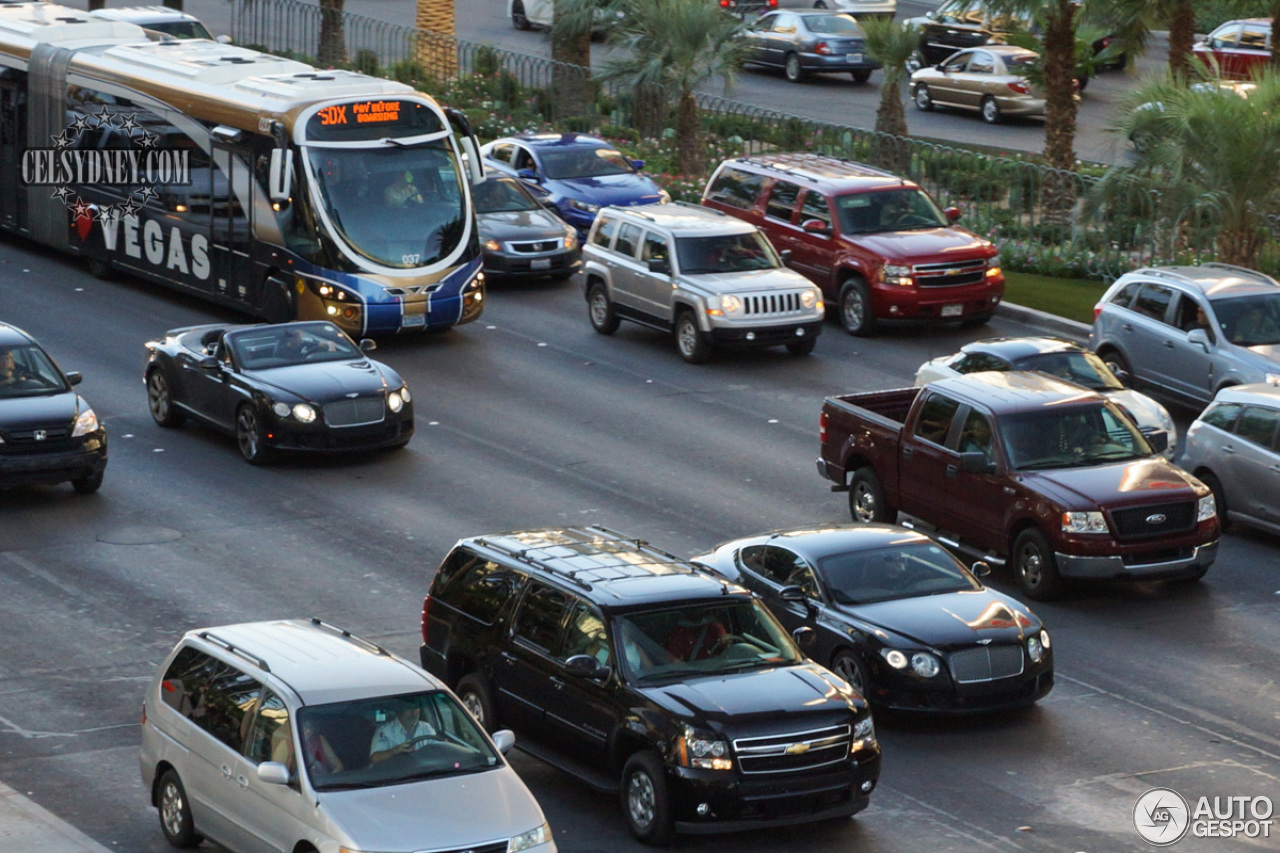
[784, 742, 811, 755]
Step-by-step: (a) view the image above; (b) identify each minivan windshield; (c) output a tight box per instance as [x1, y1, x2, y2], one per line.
[613, 599, 802, 683]
[296, 691, 502, 791]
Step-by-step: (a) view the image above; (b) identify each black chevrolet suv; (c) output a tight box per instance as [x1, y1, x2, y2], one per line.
[419, 526, 881, 845]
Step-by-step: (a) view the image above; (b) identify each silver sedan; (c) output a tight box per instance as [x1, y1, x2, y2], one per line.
[910, 45, 1059, 123]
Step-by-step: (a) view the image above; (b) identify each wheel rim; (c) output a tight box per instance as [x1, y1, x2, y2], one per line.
[590, 291, 609, 327]
[677, 318, 698, 357]
[786, 56, 800, 80]
[626, 769, 656, 830]
[160, 781, 184, 838]
[461, 692, 485, 727]
[147, 373, 169, 422]
[915, 87, 929, 109]
[983, 99, 998, 122]
[841, 289, 865, 331]
[834, 655, 865, 693]
[513, 1, 526, 27]
[237, 409, 259, 459]
[851, 481, 877, 522]
[1018, 542, 1043, 589]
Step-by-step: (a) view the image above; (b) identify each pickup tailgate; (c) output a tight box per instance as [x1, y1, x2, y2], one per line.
[818, 387, 919, 490]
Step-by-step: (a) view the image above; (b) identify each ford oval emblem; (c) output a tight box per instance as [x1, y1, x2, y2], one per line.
[1146, 513, 1167, 525]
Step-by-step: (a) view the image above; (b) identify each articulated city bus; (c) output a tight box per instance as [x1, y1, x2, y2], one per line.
[0, 2, 485, 336]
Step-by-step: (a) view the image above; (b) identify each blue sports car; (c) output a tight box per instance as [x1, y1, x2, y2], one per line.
[479, 133, 670, 234]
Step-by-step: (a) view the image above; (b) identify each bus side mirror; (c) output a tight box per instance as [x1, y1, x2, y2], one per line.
[268, 149, 294, 203]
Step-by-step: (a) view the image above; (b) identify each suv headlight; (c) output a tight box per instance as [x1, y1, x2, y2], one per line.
[71, 407, 99, 437]
[853, 716, 875, 744]
[568, 198, 599, 213]
[1198, 494, 1216, 521]
[508, 822, 553, 853]
[800, 289, 819, 309]
[882, 263, 912, 285]
[677, 726, 733, 771]
[720, 294, 742, 314]
[1062, 511, 1109, 534]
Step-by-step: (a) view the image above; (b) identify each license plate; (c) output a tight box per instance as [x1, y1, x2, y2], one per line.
[402, 313, 426, 328]
[941, 304, 963, 318]
[846, 53, 863, 63]
[530, 258, 551, 270]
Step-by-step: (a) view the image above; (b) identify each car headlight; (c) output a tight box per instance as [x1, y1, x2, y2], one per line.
[508, 822, 553, 853]
[882, 263, 912, 285]
[1198, 494, 1217, 521]
[71, 407, 99, 437]
[1158, 405, 1174, 432]
[388, 391, 404, 413]
[853, 716, 875, 743]
[1039, 628, 1051, 650]
[720, 294, 741, 314]
[484, 238, 502, 252]
[399, 386, 412, 404]
[678, 726, 732, 770]
[1264, 372, 1280, 385]
[1062, 511, 1109, 534]
[658, 189, 672, 204]
[910, 652, 941, 678]
[563, 228, 578, 249]
[800, 289, 818, 308]
[1027, 636, 1044, 663]
[881, 649, 908, 669]
[988, 254, 1001, 269]
[568, 198, 599, 213]
[272, 402, 290, 418]
[292, 403, 316, 423]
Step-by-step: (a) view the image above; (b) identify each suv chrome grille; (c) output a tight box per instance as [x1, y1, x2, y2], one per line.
[1110, 501, 1195, 540]
[741, 291, 807, 316]
[733, 724, 850, 775]
[323, 399, 385, 427]
[913, 259, 988, 288]
[949, 646, 1025, 684]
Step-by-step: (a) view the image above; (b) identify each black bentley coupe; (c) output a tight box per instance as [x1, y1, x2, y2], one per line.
[693, 523, 1054, 715]
[143, 321, 413, 464]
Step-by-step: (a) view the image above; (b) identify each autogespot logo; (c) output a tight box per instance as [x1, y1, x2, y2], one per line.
[1134, 787, 1190, 846]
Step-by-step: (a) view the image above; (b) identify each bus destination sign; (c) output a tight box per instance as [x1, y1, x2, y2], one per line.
[306, 99, 441, 141]
[316, 99, 401, 127]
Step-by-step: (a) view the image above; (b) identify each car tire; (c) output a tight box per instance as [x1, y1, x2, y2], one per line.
[457, 674, 496, 732]
[1097, 347, 1132, 387]
[674, 310, 711, 364]
[621, 751, 675, 846]
[587, 282, 620, 335]
[905, 51, 926, 75]
[1012, 528, 1063, 601]
[838, 279, 876, 336]
[157, 770, 200, 849]
[849, 466, 892, 524]
[981, 96, 1002, 124]
[236, 405, 274, 466]
[831, 650, 869, 696]
[146, 368, 186, 428]
[1076, 72, 1089, 93]
[785, 53, 805, 83]
[511, 0, 531, 30]
[85, 257, 113, 280]
[786, 336, 817, 356]
[813, 1, 829, 8]
[913, 84, 933, 111]
[71, 469, 104, 495]
[262, 275, 296, 324]
[1197, 470, 1230, 532]
[851, 69, 872, 84]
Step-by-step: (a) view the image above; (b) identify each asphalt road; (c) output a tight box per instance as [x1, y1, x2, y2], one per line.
[1, 215, 1279, 853]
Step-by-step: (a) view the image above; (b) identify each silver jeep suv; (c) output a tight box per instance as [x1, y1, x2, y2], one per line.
[581, 202, 825, 363]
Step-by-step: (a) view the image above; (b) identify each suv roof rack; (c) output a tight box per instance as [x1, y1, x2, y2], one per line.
[1198, 262, 1279, 285]
[308, 617, 390, 657]
[199, 630, 271, 673]
[734, 153, 898, 184]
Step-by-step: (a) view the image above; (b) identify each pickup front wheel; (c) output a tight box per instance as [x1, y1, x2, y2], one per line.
[1012, 528, 1063, 601]
[849, 466, 892, 523]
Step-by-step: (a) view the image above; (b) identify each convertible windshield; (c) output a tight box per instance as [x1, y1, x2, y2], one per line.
[472, 176, 541, 213]
[821, 542, 979, 605]
[226, 322, 361, 370]
[0, 344, 68, 399]
[676, 231, 781, 274]
[836, 188, 949, 234]
[613, 599, 802, 682]
[296, 691, 501, 792]
[1014, 350, 1124, 391]
[1211, 293, 1280, 346]
[1002, 402, 1153, 470]
[308, 141, 467, 269]
[539, 146, 634, 180]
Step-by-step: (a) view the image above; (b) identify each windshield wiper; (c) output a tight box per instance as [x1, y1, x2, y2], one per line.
[314, 781, 378, 791]
[381, 137, 433, 149]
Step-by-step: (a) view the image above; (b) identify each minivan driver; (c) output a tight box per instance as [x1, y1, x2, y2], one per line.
[369, 698, 437, 763]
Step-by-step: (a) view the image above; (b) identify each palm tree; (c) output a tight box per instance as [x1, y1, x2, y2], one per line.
[859, 18, 919, 173]
[415, 0, 458, 78]
[1103, 0, 1198, 80]
[1093, 71, 1280, 266]
[318, 0, 347, 68]
[549, 1, 596, 119]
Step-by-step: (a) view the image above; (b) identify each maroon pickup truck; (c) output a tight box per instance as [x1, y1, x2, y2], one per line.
[816, 372, 1219, 599]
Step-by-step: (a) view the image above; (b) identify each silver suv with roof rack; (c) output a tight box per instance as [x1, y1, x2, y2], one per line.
[140, 618, 553, 853]
[581, 202, 825, 363]
[1090, 263, 1280, 408]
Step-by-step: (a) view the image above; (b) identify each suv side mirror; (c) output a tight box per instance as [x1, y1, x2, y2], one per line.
[791, 626, 817, 650]
[1186, 328, 1210, 351]
[565, 654, 610, 680]
[959, 451, 995, 474]
[801, 218, 830, 235]
[647, 257, 671, 275]
[944, 206, 962, 222]
[491, 729, 516, 754]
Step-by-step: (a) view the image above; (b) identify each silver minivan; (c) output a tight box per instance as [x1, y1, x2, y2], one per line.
[140, 619, 555, 853]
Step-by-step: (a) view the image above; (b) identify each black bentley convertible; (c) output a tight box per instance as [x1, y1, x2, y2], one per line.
[143, 322, 414, 464]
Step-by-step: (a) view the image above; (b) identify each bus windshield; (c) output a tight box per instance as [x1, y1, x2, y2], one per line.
[308, 141, 467, 270]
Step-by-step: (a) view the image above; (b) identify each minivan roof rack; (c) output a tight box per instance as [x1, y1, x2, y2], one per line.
[200, 630, 271, 673]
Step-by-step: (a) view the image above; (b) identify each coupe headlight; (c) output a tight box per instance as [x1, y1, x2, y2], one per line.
[568, 198, 599, 213]
[292, 403, 316, 423]
[881, 649, 908, 669]
[388, 391, 404, 413]
[1198, 494, 1217, 521]
[910, 652, 941, 678]
[71, 407, 99, 437]
[272, 402, 290, 418]
[882, 263, 912, 286]
[658, 189, 672, 204]
[1027, 636, 1044, 663]
[399, 386, 412, 404]
[1062, 511, 1109, 534]
[508, 822, 553, 853]
[800, 289, 819, 308]
[720, 294, 742, 314]
[563, 228, 578, 249]
[678, 726, 732, 770]
[484, 238, 502, 252]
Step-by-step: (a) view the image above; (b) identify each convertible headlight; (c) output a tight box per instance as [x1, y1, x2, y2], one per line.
[568, 198, 599, 213]
[882, 263, 913, 286]
[720, 294, 742, 314]
[1039, 628, 1051, 649]
[881, 649, 908, 669]
[508, 822, 553, 853]
[388, 391, 404, 413]
[678, 726, 732, 770]
[292, 403, 316, 423]
[1062, 511, 1109, 534]
[800, 289, 818, 308]
[1027, 636, 1044, 663]
[71, 407, 99, 437]
[272, 402, 290, 418]
[1198, 494, 1217, 521]
[910, 652, 941, 678]
[399, 386, 412, 405]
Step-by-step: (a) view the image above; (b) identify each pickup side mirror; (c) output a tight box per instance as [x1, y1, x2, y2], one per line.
[359, 338, 377, 353]
[1186, 328, 1210, 351]
[958, 451, 995, 474]
[791, 626, 817, 650]
[65, 371, 83, 386]
[801, 218, 830, 235]
[944, 206, 962, 222]
[647, 257, 671, 275]
[970, 560, 992, 578]
[491, 729, 516, 754]
[1144, 428, 1169, 454]
[565, 654, 610, 680]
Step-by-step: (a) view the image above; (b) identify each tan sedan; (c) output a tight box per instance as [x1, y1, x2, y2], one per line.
[910, 45, 1063, 124]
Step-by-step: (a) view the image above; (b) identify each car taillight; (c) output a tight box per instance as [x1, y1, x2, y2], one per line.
[815, 41, 832, 55]
[421, 595, 431, 644]
[1008, 81, 1029, 95]
[1093, 304, 1104, 321]
[719, 0, 730, 6]
[140, 703, 146, 726]
[820, 410, 828, 443]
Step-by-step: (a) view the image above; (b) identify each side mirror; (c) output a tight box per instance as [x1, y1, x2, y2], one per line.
[268, 148, 294, 203]
[631, 159, 645, 171]
[65, 371, 83, 386]
[791, 626, 817, 650]
[944, 206, 962, 222]
[215, 34, 233, 45]
[959, 451, 995, 474]
[565, 654, 610, 680]
[647, 257, 671, 275]
[779, 584, 806, 602]
[1186, 328, 1210, 351]
[1145, 429, 1169, 454]
[779, 249, 793, 263]
[970, 560, 992, 578]
[801, 218, 830, 235]
[197, 356, 221, 372]
[256, 761, 290, 786]
[491, 729, 516, 755]
[359, 338, 377, 353]
[517, 168, 540, 183]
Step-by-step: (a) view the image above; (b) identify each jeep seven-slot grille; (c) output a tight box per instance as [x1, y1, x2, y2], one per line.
[949, 646, 1025, 684]
[913, 259, 988, 287]
[742, 291, 805, 316]
[733, 724, 851, 775]
[323, 399, 385, 427]
[1110, 501, 1195, 539]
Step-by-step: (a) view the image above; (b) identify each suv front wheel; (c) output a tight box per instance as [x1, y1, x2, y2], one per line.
[839, 279, 876, 336]
[456, 674, 496, 732]
[674, 310, 712, 363]
[588, 282, 621, 334]
[622, 751, 675, 845]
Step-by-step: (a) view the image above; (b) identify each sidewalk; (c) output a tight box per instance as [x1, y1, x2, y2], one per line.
[0, 783, 113, 853]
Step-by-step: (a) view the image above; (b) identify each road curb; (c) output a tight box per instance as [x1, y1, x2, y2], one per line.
[998, 301, 1091, 342]
[0, 782, 114, 853]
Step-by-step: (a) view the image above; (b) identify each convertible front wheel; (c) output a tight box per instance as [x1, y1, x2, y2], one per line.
[236, 406, 274, 466]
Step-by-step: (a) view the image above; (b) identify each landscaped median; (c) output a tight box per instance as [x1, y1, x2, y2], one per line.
[1003, 271, 1107, 327]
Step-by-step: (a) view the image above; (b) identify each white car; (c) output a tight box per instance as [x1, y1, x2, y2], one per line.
[811, 0, 897, 20]
[508, 0, 618, 31]
[915, 336, 1178, 457]
[87, 5, 229, 42]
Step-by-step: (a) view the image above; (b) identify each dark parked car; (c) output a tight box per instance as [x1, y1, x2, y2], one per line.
[693, 524, 1053, 714]
[419, 526, 881, 845]
[0, 322, 106, 494]
[741, 10, 880, 84]
[474, 175, 581, 281]
[143, 321, 413, 464]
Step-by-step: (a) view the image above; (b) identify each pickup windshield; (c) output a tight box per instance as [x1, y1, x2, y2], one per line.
[1002, 402, 1153, 470]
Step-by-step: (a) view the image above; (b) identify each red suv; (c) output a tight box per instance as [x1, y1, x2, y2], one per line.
[1193, 18, 1271, 80]
[701, 154, 1003, 336]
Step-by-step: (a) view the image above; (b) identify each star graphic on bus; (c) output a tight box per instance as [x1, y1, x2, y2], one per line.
[94, 105, 116, 127]
[138, 132, 157, 149]
[52, 129, 74, 149]
[50, 185, 73, 203]
[69, 114, 93, 133]
[119, 199, 142, 219]
[70, 197, 94, 224]
[134, 185, 159, 205]
[97, 205, 120, 224]
[117, 113, 140, 133]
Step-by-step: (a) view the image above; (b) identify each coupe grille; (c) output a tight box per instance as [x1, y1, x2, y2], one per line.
[949, 646, 1025, 684]
[509, 239, 561, 254]
[741, 291, 807, 316]
[1110, 501, 1195, 540]
[733, 724, 850, 775]
[323, 399, 385, 427]
[913, 259, 988, 288]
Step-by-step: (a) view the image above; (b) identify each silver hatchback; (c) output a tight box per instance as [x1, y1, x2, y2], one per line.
[1181, 383, 1280, 536]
